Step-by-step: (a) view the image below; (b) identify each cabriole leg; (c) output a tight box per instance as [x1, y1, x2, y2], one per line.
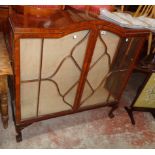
[16, 132, 22, 142]
[16, 127, 23, 142]
[108, 102, 118, 118]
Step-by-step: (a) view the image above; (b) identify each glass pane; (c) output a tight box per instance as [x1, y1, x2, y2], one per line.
[20, 82, 38, 119]
[20, 39, 42, 81]
[80, 31, 120, 108]
[80, 33, 143, 108]
[38, 30, 90, 115]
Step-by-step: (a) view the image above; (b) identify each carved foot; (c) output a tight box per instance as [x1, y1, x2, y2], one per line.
[108, 103, 118, 119]
[16, 132, 22, 142]
[16, 125, 23, 142]
[109, 112, 114, 118]
[125, 106, 135, 125]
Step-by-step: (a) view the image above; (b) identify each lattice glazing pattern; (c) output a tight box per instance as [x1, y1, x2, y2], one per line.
[80, 31, 120, 108]
[20, 30, 90, 119]
[19, 30, 139, 119]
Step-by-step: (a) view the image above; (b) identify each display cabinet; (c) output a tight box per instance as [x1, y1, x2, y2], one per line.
[5, 7, 149, 142]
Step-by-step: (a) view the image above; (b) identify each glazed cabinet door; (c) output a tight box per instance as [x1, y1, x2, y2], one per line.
[79, 30, 120, 108]
[79, 30, 144, 108]
[19, 30, 90, 120]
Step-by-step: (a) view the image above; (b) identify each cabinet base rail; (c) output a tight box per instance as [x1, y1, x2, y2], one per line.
[14, 101, 118, 142]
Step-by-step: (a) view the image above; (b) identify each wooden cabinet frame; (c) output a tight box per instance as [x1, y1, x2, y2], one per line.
[4, 8, 150, 142]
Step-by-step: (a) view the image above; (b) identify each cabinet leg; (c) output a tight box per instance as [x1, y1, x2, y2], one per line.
[108, 103, 118, 118]
[15, 123, 32, 142]
[16, 131, 22, 142]
[125, 106, 135, 125]
[16, 126, 23, 142]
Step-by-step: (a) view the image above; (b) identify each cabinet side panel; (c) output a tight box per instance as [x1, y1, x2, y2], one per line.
[106, 37, 143, 99]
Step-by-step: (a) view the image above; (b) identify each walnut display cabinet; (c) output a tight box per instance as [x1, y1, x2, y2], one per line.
[4, 7, 149, 142]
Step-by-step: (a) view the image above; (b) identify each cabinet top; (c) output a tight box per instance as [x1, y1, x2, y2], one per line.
[8, 7, 150, 37]
[9, 8, 97, 33]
